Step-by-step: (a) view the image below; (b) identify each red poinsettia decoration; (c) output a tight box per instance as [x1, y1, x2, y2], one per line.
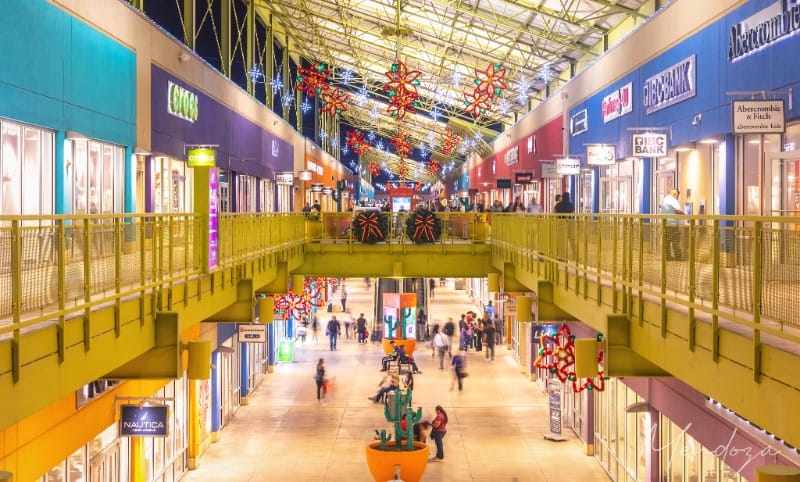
[320, 87, 349, 117]
[463, 87, 494, 117]
[474, 63, 508, 97]
[345, 129, 371, 156]
[439, 129, 462, 156]
[368, 161, 381, 177]
[383, 60, 421, 120]
[389, 129, 413, 160]
[533, 324, 607, 393]
[427, 159, 440, 175]
[397, 161, 409, 179]
[273, 291, 310, 320]
[296, 62, 330, 99]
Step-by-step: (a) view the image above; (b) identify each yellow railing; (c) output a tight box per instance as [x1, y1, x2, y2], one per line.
[0, 213, 306, 335]
[491, 213, 800, 340]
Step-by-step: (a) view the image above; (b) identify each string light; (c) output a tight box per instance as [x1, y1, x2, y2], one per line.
[248, 65, 264, 84]
[301, 98, 312, 114]
[271, 76, 284, 95]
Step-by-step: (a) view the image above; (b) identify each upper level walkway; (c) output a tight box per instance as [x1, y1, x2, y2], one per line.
[1, 211, 799, 450]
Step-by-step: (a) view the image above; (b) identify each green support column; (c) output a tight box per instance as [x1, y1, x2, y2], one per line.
[220, 0, 231, 77]
[265, 14, 274, 110]
[183, 0, 195, 50]
[246, 0, 255, 95]
[282, 34, 290, 119]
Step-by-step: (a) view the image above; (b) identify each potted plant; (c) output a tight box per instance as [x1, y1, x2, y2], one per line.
[365, 388, 428, 482]
[352, 211, 389, 243]
[404, 207, 442, 244]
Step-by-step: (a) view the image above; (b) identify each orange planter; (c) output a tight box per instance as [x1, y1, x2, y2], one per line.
[365, 441, 429, 482]
[382, 338, 416, 356]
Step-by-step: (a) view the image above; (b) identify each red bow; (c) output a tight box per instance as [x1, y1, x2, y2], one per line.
[413, 214, 435, 241]
[358, 212, 383, 242]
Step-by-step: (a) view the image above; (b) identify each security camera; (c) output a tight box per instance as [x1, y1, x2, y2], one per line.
[691, 113, 702, 126]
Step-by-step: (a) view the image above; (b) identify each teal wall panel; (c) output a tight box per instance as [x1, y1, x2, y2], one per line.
[0, 0, 135, 146]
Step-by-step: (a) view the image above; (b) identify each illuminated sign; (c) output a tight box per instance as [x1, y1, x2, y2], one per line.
[570, 109, 588, 135]
[208, 168, 219, 270]
[167, 81, 198, 122]
[496, 179, 512, 189]
[732, 99, 785, 134]
[186, 148, 216, 167]
[643, 55, 696, 115]
[601, 83, 633, 123]
[556, 158, 581, 175]
[310, 183, 324, 192]
[275, 172, 294, 185]
[632, 133, 668, 157]
[729, 1, 800, 62]
[120, 404, 169, 437]
[586, 144, 616, 165]
[541, 162, 559, 178]
[514, 171, 534, 184]
[504, 146, 519, 166]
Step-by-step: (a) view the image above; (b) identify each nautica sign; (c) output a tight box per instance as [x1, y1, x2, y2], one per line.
[120, 404, 169, 437]
[729, 0, 800, 62]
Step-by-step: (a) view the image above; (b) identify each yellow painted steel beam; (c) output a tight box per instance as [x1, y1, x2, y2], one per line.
[208, 279, 255, 322]
[105, 312, 181, 379]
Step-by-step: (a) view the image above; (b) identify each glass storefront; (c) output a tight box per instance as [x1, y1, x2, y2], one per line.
[599, 158, 638, 214]
[66, 138, 124, 215]
[594, 378, 648, 482]
[219, 339, 241, 428]
[246, 341, 269, 393]
[1, 118, 54, 216]
[260, 178, 275, 212]
[151, 156, 194, 214]
[659, 415, 745, 482]
[763, 123, 800, 219]
[277, 183, 292, 212]
[236, 174, 257, 212]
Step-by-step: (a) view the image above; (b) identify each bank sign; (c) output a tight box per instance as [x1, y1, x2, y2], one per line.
[643, 55, 696, 115]
[632, 133, 668, 157]
[729, 0, 800, 62]
[120, 404, 169, 437]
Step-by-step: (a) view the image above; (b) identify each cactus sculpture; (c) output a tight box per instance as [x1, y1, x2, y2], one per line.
[384, 314, 405, 339]
[379, 388, 422, 450]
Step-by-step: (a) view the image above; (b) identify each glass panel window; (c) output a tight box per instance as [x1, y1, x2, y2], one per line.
[67, 446, 86, 482]
[1, 121, 22, 215]
[22, 127, 41, 215]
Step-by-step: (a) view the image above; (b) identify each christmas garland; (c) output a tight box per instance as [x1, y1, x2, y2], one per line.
[352, 211, 389, 244]
[405, 208, 442, 244]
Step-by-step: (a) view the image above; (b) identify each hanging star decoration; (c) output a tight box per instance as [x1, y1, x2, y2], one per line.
[439, 129, 462, 157]
[383, 60, 421, 120]
[296, 62, 330, 99]
[533, 324, 607, 393]
[463, 63, 507, 117]
[389, 128, 413, 160]
[345, 129, 371, 156]
[319, 87, 349, 117]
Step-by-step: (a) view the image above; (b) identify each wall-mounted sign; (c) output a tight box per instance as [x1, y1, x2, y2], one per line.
[496, 179, 512, 189]
[275, 172, 294, 185]
[570, 109, 588, 136]
[632, 133, 668, 157]
[602, 82, 633, 123]
[729, 2, 800, 62]
[307, 160, 323, 175]
[468, 188, 479, 196]
[556, 158, 581, 175]
[208, 168, 219, 270]
[586, 144, 616, 165]
[310, 183, 324, 192]
[643, 55, 696, 115]
[238, 324, 267, 343]
[541, 162, 559, 178]
[514, 171, 535, 184]
[186, 148, 216, 167]
[120, 404, 169, 437]
[504, 146, 519, 166]
[527, 136, 536, 154]
[167, 81, 198, 123]
[271, 139, 280, 157]
[321, 187, 333, 195]
[732, 99, 785, 134]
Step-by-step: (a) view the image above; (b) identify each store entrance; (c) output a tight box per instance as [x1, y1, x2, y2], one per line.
[766, 152, 800, 219]
[599, 176, 631, 214]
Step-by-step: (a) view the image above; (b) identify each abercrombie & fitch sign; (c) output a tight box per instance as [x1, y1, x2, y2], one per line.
[728, 0, 800, 62]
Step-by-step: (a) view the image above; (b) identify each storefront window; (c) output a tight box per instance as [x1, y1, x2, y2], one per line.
[1, 119, 54, 217]
[236, 174, 257, 212]
[593, 378, 646, 481]
[68, 138, 124, 215]
[151, 157, 194, 213]
[659, 415, 745, 482]
[277, 183, 292, 212]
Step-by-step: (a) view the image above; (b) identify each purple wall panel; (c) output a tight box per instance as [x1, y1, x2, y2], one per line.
[150, 65, 293, 179]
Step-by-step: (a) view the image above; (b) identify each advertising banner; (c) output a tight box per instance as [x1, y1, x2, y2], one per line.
[277, 338, 295, 362]
[208, 168, 219, 270]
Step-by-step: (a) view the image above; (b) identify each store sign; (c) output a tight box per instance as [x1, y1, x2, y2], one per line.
[310, 183, 324, 192]
[186, 148, 216, 167]
[504, 146, 519, 166]
[729, 1, 800, 62]
[238, 324, 266, 343]
[556, 158, 581, 175]
[601, 82, 633, 123]
[570, 109, 588, 135]
[271, 139, 280, 158]
[514, 171, 534, 184]
[120, 404, 169, 437]
[208, 168, 219, 270]
[496, 179, 512, 189]
[307, 160, 323, 175]
[275, 172, 294, 185]
[643, 55, 696, 114]
[541, 162, 559, 178]
[505, 299, 517, 316]
[548, 385, 562, 435]
[632, 133, 668, 157]
[732, 99, 786, 133]
[167, 81, 198, 123]
[322, 187, 333, 195]
[586, 144, 616, 165]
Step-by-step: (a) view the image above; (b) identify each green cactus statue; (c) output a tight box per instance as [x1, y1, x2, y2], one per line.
[383, 388, 422, 450]
[375, 429, 392, 449]
[384, 314, 402, 339]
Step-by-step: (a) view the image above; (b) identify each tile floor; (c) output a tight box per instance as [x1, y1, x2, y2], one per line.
[180, 279, 609, 482]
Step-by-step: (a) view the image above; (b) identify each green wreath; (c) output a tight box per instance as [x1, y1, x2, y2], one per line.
[352, 211, 389, 243]
[405, 208, 442, 244]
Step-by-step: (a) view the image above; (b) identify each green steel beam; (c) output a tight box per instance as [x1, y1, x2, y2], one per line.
[221, 0, 231, 77]
[183, 0, 196, 51]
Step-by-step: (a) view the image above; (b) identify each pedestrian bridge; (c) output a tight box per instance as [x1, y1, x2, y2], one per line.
[1, 211, 799, 449]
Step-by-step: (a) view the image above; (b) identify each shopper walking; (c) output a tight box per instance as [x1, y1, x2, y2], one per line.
[483, 319, 496, 362]
[430, 405, 448, 461]
[326, 316, 341, 351]
[450, 350, 467, 391]
[433, 330, 450, 370]
[314, 358, 327, 402]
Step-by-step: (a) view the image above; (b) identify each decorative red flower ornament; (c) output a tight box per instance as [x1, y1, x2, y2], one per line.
[320, 87, 349, 117]
[296, 62, 330, 99]
[383, 61, 421, 120]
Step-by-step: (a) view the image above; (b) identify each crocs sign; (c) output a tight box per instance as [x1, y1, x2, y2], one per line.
[168, 81, 199, 123]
